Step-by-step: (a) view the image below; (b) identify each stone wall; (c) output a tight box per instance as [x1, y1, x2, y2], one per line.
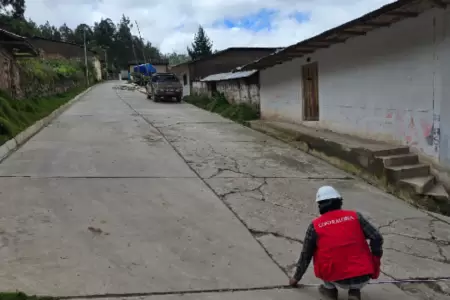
[0, 46, 22, 98]
[0, 45, 85, 100]
[19, 68, 77, 99]
[192, 81, 208, 95]
[216, 79, 259, 108]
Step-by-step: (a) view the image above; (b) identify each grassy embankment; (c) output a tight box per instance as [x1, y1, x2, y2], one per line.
[184, 93, 259, 125]
[0, 57, 94, 145]
[0, 292, 54, 300]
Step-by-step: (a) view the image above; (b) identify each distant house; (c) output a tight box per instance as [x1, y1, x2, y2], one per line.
[200, 70, 260, 108]
[169, 47, 279, 97]
[28, 36, 102, 81]
[0, 29, 38, 98]
[239, 0, 450, 170]
[128, 59, 169, 76]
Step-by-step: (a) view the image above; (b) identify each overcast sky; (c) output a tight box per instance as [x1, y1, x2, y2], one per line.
[25, 0, 395, 54]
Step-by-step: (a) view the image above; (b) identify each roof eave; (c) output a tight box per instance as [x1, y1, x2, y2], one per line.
[240, 0, 449, 71]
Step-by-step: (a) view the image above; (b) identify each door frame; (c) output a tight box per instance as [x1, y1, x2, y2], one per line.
[302, 62, 319, 121]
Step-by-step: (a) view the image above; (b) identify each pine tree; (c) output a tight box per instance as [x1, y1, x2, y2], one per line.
[187, 26, 213, 60]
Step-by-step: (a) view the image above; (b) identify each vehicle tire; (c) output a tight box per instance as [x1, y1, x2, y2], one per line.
[153, 97, 159, 102]
[176, 96, 182, 103]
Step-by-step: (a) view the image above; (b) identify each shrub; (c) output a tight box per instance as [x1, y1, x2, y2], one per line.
[185, 92, 259, 124]
[0, 86, 87, 146]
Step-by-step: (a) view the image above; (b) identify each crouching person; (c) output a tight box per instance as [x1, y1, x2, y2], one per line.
[289, 186, 383, 300]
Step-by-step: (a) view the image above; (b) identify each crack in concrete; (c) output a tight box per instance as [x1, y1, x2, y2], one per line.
[0, 175, 199, 179]
[115, 91, 291, 279]
[57, 284, 294, 300]
[382, 271, 450, 298]
[116, 90, 450, 298]
[377, 217, 425, 231]
[429, 219, 450, 263]
[384, 246, 450, 265]
[249, 229, 303, 244]
[217, 178, 267, 201]
[152, 121, 235, 129]
[199, 143, 256, 179]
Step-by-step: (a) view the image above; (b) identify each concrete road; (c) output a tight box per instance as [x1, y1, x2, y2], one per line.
[0, 81, 449, 300]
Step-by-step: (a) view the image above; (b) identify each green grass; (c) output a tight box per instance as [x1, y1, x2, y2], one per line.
[0, 292, 54, 300]
[184, 93, 259, 125]
[0, 86, 87, 146]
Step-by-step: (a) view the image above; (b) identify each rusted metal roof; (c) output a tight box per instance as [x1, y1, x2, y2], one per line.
[239, 0, 448, 71]
[0, 28, 38, 57]
[201, 70, 258, 82]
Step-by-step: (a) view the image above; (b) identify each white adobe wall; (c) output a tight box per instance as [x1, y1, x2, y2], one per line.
[154, 64, 168, 73]
[260, 59, 303, 123]
[438, 8, 450, 169]
[92, 57, 102, 81]
[192, 81, 208, 95]
[171, 65, 190, 96]
[260, 7, 449, 163]
[217, 79, 260, 107]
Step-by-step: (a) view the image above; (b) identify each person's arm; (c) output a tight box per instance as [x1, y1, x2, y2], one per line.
[357, 212, 383, 257]
[293, 223, 317, 281]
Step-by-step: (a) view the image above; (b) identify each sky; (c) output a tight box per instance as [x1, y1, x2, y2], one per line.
[25, 0, 395, 54]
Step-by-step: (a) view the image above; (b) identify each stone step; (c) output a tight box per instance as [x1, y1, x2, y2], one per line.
[377, 153, 419, 167]
[372, 146, 410, 157]
[386, 164, 430, 181]
[424, 183, 450, 202]
[399, 175, 435, 194]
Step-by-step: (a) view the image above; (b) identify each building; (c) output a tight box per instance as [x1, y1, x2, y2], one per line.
[28, 36, 102, 81]
[0, 29, 38, 98]
[169, 47, 279, 97]
[128, 59, 169, 76]
[240, 0, 450, 170]
[200, 70, 260, 108]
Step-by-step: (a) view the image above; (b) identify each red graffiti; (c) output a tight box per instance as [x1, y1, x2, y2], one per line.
[420, 120, 432, 137]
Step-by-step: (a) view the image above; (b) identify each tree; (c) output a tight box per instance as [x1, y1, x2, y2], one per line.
[59, 23, 74, 42]
[0, 2, 165, 70]
[73, 23, 93, 45]
[165, 52, 190, 66]
[0, 0, 25, 19]
[39, 21, 53, 39]
[187, 25, 213, 60]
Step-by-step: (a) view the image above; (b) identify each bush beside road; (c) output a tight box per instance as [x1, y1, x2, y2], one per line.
[184, 93, 259, 125]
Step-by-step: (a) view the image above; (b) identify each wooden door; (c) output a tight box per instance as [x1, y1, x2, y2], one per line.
[302, 62, 319, 121]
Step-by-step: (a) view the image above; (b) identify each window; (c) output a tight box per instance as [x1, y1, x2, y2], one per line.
[183, 74, 187, 85]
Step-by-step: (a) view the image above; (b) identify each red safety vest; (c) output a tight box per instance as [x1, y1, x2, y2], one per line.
[312, 209, 374, 282]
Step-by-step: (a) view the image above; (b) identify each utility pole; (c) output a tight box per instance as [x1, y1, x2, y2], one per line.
[83, 28, 89, 86]
[130, 38, 138, 64]
[135, 20, 148, 72]
[130, 38, 139, 82]
[103, 47, 108, 80]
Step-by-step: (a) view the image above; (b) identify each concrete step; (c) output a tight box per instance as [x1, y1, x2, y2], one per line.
[400, 176, 435, 194]
[424, 183, 450, 202]
[372, 146, 410, 157]
[386, 164, 430, 181]
[377, 153, 419, 167]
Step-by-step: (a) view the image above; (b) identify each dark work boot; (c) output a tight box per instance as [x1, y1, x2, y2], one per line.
[348, 289, 361, 300]
[318, 284, 338, 300]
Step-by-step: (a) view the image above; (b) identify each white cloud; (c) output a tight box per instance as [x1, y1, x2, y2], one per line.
[25, 0, 395, 54]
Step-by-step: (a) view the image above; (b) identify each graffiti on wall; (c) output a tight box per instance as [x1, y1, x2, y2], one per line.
[425, 113, 440, 152]
[385, 110, 440, 155]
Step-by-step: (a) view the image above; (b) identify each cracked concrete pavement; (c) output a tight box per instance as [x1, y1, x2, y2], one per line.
[0, 81, 449, 299]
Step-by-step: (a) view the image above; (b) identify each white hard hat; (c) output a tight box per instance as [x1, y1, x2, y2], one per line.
[316, 186, 342, 202]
